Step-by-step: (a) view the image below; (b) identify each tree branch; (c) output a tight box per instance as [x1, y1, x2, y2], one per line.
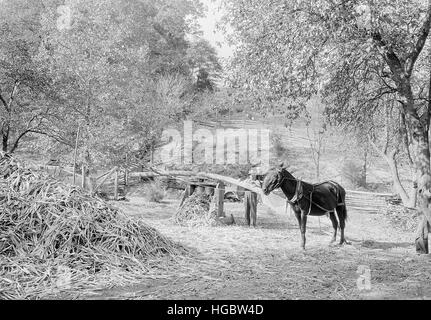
[371, 31, 406, 84]
[405, 2, 431, 76]
[9, 129, 33, 153]
[8, 80, 20, 108]
[0, 93, 9, 111]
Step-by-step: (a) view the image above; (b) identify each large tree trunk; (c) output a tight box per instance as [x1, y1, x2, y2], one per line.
[369, 0, 430, 252]
[1, 81, 21, 153]
[389, 78, 430, 253]
[409, 171, 419, 208]
[374, 36, 431, 252]
[405, 108, 431, 254]
[362, 151, 367, 187]
[383, 150, 412, 206]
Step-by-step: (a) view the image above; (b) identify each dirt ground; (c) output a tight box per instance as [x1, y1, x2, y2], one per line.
[84, 195, 431, 300]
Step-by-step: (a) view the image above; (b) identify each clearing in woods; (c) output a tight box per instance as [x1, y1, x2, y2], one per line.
[84, 195, 431, 300]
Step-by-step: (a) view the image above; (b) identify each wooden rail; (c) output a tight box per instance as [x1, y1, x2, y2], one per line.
[345, 190, 393, 214]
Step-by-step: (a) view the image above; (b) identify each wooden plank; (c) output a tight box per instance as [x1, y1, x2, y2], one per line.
[346, 189, 394, 197]
[92, 169, 116, 194]
[95, 167, 117, 181]
[129, 171, 158, 178]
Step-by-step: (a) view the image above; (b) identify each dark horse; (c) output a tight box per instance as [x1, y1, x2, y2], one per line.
[262, 165, 348, 249]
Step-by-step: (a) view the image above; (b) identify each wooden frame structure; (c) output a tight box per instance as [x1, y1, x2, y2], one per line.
[130, 169, 261, 222]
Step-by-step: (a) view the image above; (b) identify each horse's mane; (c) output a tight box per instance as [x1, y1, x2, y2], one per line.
[278, 167, 295, 179]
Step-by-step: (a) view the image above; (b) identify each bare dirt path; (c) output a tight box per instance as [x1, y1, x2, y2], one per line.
[87, 196, 431, 300]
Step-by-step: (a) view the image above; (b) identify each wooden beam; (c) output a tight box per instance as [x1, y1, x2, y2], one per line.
[92, 168, 116, 194]
[131, 169, 263, 194]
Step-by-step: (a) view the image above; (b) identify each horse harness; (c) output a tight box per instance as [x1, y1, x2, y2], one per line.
[285, 178, 344, 215]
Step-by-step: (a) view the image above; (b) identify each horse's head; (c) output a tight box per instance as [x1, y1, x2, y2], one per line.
[261, 165, 286, 195]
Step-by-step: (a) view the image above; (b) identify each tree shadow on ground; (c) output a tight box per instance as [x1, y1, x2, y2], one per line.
[234, 217, 297, 230]
[349, 238, 413, 250]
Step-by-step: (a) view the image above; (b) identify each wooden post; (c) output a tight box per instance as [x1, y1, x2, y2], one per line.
[81, 165, 86, 189]
[244, 174, 258, 226]
[124, 169, 129, 186]
[124, 154, 129, 186]
[244, 191, 258, 227]
[215, 181, 225, 217]
[186, 184, 196, 197]
[73, 125, 80, 185]
[150, 143, 154, 166]
[114, 169, 119, 201]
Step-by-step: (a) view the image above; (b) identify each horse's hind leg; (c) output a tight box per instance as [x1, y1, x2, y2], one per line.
[329, 211, 338, 244]
[300, 212, 308, 249]
[336, 205, 349, 245]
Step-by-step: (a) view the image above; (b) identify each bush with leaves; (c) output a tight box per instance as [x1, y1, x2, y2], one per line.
[144, 181, 165, 203]
[341, 160, 366, 189]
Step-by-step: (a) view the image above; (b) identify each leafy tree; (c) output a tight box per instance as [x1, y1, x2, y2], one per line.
[304, 96, 329, 180]
[195, 68, 214, 91]
[224, 0, 431, 252]
[0, 0, 225, 179]
[366, 98, 418, 207]
[0, 0, 64, 152]
[36, 0, 202, 167]
[186, 38, 222, 91]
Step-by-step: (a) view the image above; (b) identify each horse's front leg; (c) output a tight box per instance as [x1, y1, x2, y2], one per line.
[294, 209, 307, 249]
[300, 211, 307, 249]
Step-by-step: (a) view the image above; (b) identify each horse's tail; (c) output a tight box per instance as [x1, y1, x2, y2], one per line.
[338, 186, 348, 223]
[341, 201, 348, 223]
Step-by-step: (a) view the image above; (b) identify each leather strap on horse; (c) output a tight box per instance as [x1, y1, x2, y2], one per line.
[325, 180, 345, 206]
[306, 186, 341, 214]
[286, 177, 345, 214]
[286, 179, 303, 204]
[308, 190, 313, 215]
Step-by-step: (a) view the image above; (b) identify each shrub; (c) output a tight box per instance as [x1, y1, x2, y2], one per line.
[144, 181, 165, 202]
[272, 133, 287, 158]
[341, 160, 366, 188]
